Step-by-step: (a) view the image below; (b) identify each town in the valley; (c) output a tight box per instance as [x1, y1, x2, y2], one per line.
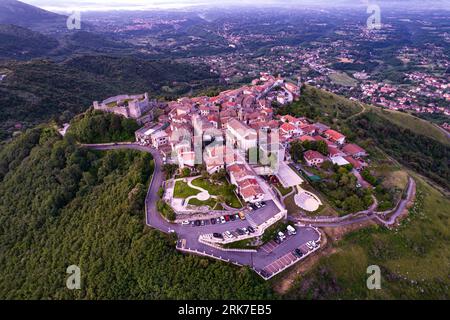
[89, 73, 415, 279]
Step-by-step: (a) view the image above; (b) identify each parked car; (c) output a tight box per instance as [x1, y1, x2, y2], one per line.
[243, 227, 250, 235]
[224, 215, 230, 222]
[287, 225, 297, 236]
[201, 220, 205, 226]
[238, 212, 246, 220]
[236, 228, 245, 236]
[220, 216, 226, 224]
[234, 214, 240, 220]
[181, 221, 190, 225]
[248, 226, 255, 233]
[230, 214, 236, 221]
[306, 242, 313, 250]
[194, 220, 201, 226]
[308, 241, 318, 248]
[261, 201, 266, 207]
[278, 231, 286, 241]
[216, 218, 221, 224]
[224, 231, 233, 239]
[274, 237, 281, 244]
[213, 233, 223, 239]
[210, 218, 216, 225]
[294, 248, 303, 258]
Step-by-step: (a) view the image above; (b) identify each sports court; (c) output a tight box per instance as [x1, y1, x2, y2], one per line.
[276, 162, 304, 188]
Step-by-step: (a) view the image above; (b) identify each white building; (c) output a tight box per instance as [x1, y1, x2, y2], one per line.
[226, 119, 257, 151]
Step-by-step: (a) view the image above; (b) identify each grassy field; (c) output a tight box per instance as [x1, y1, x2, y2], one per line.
[373, 108, 450, 146]
[277, 85, 363, 127]
[173, 180, 200, 199]
[329, 72, 358, 87]
[188, 197, 223, 210]
[284, 192, 300, 216]
[191, 177, 242, 208]
[285, 175, 450, 299]
[274, 183, 293, 196]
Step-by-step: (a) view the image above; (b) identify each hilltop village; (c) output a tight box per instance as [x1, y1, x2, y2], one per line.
[86, 72, 409, 280]
[96, 73, 369, 213]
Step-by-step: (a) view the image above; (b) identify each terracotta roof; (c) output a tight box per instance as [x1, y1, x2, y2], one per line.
[237, 178, 259, 189]
[281, 115, 298, 123]
[304, 150, 326, 161]
[328, 146, 344, 157]
[228, 164, 253, 181]
[279, 122, 296, 133]
[342, 143, 366, 156]
[240, 184, 264, 199]
[313, 135, 335, 146]
[344, 156, 363, 169]
[300, 124, 316, 134]
[325, 129, 345, 141]
[299, 135, 315, 142]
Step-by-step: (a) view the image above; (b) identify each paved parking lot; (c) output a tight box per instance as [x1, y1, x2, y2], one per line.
[261, 242, 318, 278]
[260, 241, 278, 254]
[263, 251, 297, 275]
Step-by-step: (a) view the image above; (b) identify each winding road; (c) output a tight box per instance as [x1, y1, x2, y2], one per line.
[292, 177, 416, 228]
[83, 143, 416, 279]
[83, 143, 321, 279]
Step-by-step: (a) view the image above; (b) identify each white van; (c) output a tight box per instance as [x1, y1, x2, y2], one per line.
[287, 225, 297, 235]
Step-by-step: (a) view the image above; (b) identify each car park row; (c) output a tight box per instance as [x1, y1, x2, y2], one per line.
[260, 239, 320, 279]
[181, 211, 247, 227]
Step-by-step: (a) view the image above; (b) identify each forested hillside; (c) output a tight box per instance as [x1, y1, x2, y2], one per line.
[0, 24, 58, 59]
[68, 109, 139, 144]
[349, 111, 450, 190]
[0, 127, 272, 299]
[0, 56, 218, 141]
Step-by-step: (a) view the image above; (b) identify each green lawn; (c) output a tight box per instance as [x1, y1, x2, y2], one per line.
[191, 178, 242, 208]
[173, 180, 200, 199]
[274, 183, 293, 196]
[284, 192, 300, 216]
[188, 198, 223, 210]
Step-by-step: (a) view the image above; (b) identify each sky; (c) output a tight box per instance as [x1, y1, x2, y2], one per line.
[19, 0, 446, 13]
[19, 0, 372, 12]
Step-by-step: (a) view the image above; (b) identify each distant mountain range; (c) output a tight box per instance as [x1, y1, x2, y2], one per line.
[0, 0, 134, 60]
[0, 0, 66, 30]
